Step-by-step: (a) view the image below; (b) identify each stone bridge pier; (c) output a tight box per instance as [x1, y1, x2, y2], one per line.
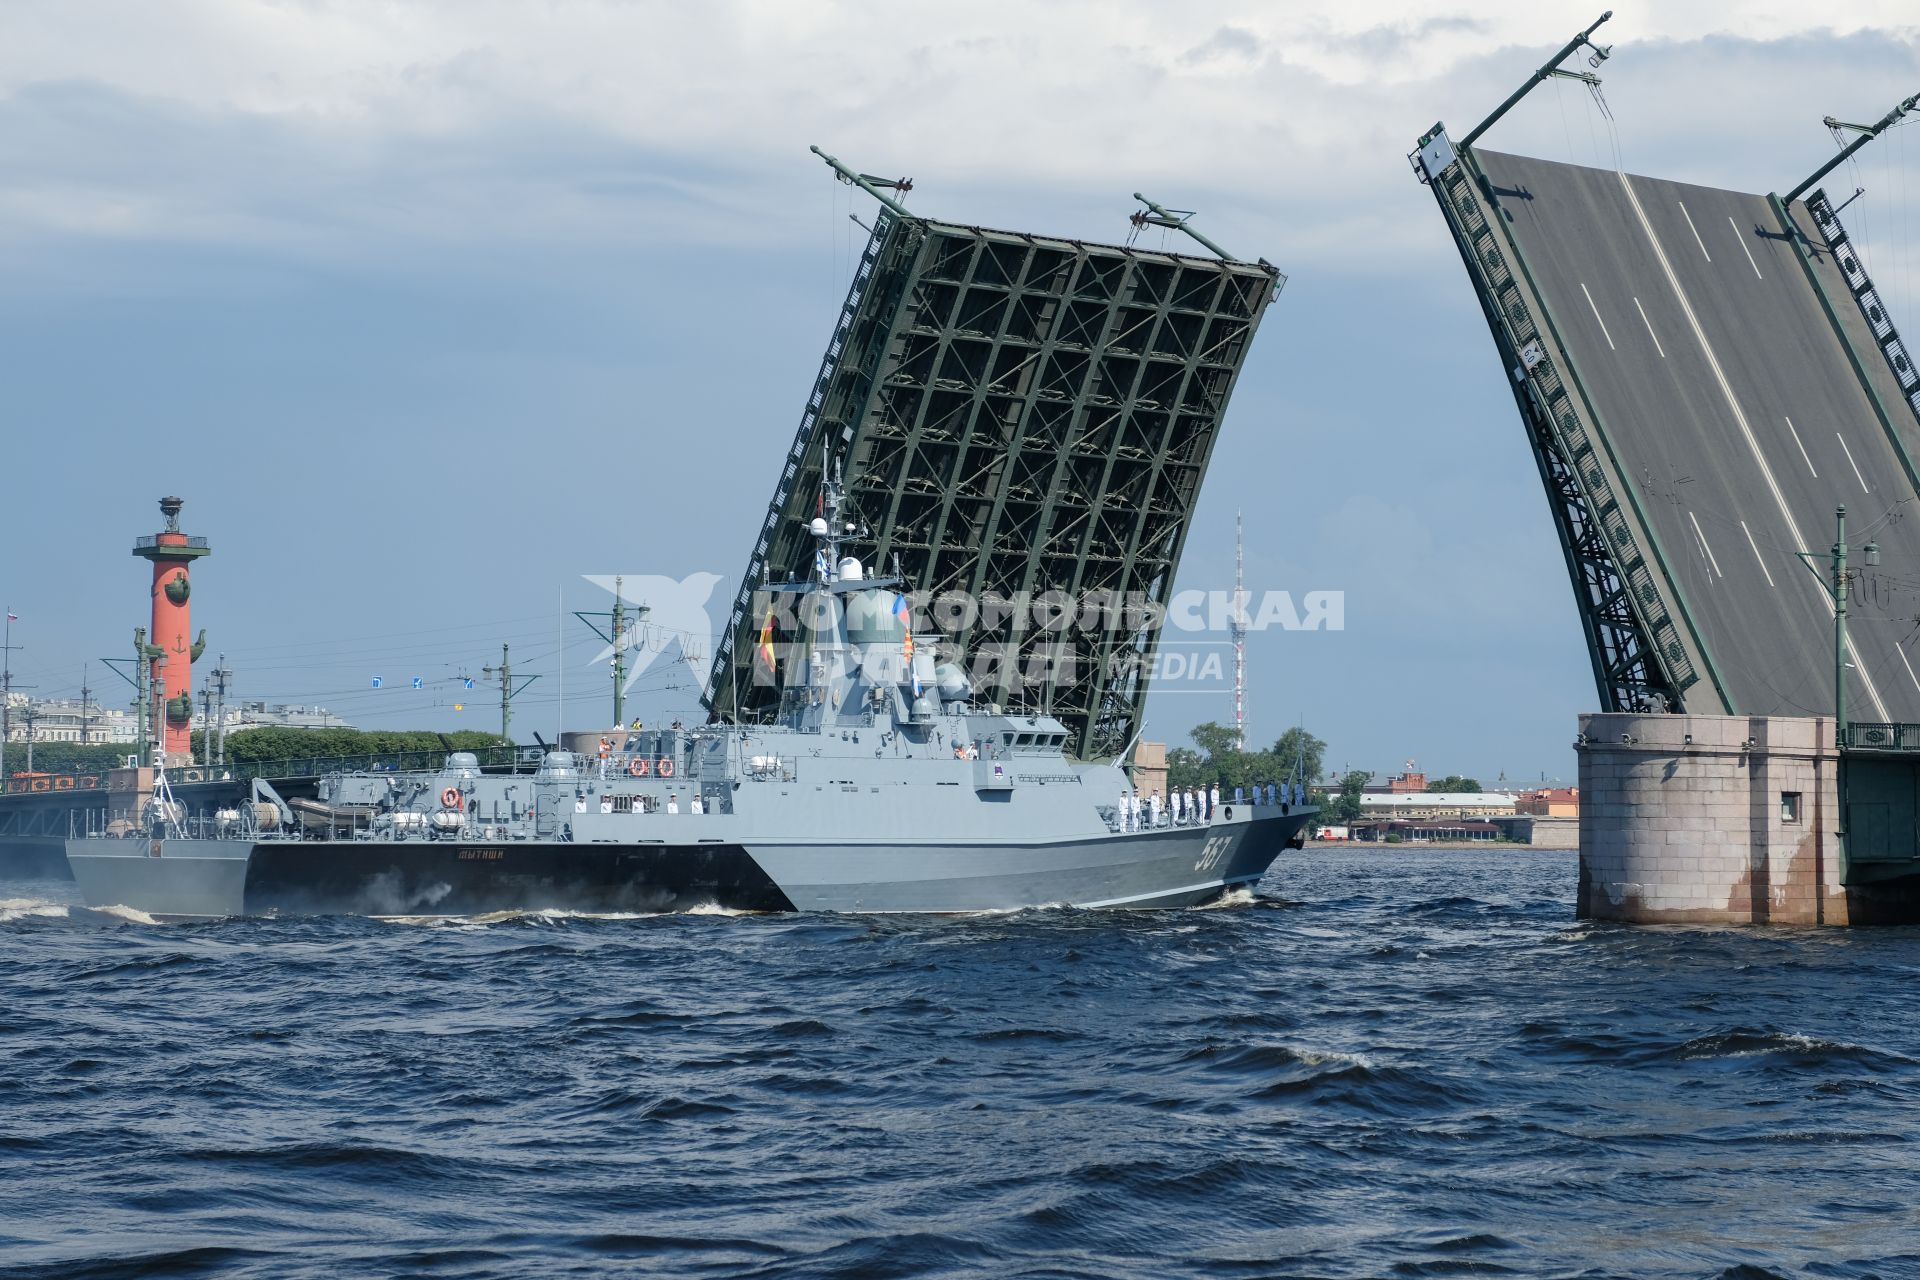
[1577, 712, 1920, 926]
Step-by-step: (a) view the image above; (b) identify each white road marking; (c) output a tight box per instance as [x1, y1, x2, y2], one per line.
[1617, 168, 1892, 720]
[1633, 297, 1666, 357]
[1688, 510, 1724, 578]
[1678, 201, 1711, 261]
[1738, 520, 1776, 587]
[1837, 432, 1870, 493]
[1580, 282, 1616, 349]
[1782, 416, 1817, 477]
[1729, 215, 1763, 279]
[1897, 645, 1920, 696]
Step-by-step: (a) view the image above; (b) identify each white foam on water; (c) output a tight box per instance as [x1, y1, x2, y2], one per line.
[1291, 1046, 1375, 1070]
[0, 897, 70, 923]
[376, 906, 696, 928]
[90, 905, 164, 924]
[1191, 887, 1258, 911]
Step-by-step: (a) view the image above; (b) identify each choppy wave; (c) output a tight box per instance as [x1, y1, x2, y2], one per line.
[3, 846, 1918, 1279]
[0, 897, 69, 923]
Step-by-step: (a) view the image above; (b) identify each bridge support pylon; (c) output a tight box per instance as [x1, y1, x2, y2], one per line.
[1578, 712, 1920, 925]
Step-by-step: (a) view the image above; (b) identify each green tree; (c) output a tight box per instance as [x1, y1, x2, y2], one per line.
[1164, 721, 1326, 797]
[3, 741, 132, 776]
[1324, 770, 1372, 824]
[1270, 727, 1326, 787]
[1429, 774, 1482, 794]
[1187, 721, 1245, 761]
[221, 727, 508, 765]
[1165, 746, 1208, 792]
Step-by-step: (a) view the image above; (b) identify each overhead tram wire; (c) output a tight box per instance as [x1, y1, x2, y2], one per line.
[214, 609, 565, 658]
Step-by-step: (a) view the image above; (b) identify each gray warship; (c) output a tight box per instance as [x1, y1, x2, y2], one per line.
[65, 477, 1314, 918]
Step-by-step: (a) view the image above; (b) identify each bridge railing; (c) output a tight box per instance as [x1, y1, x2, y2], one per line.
[3, 745, 534, 796]
[0, 772, 109, 796]
[1843, 723, 1920, 753]
[229, 745, 531, 782]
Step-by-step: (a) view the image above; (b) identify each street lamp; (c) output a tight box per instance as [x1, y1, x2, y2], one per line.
[1796, 504, 1878, 748]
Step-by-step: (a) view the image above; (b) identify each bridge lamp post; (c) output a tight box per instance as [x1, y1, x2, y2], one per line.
[1796, 505, 1878, 749]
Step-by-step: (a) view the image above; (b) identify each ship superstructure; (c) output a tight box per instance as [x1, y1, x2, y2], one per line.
[66, 473, 1313, 918]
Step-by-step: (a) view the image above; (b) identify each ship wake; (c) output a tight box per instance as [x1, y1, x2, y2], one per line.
[0, 897, 71, 924]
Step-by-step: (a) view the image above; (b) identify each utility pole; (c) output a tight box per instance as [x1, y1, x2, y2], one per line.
[0, 607, 16, 781]
[1232, 511, 1247, 752]
[1796, 504, 1879, 748]
[211, 656, 231, 766]
[613, 579, 627, 728]
[1129, 193, 1239, 262]
[1459, 11, 1612, 149]
[199, 681, 214, 766]
[99, 632, 153, 768]
[481, 643, 540, 745]
[134, 627, 152, 768]
[576, 579, 652, 729]
[574, 576, 646, 729]
[80, 664, 93, 745]
[1784, 91, 1920, 207]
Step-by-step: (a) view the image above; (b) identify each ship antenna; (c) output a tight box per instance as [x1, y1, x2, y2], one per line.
[817, 453, 846, 582]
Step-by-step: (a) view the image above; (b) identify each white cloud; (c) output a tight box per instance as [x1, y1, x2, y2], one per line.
[0, 2, 1914, 265]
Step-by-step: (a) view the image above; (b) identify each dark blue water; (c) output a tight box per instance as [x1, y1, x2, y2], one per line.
[2, 847, 1916, 1279]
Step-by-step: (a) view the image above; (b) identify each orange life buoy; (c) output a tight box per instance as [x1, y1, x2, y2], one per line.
[656, 756, 675, 778]
[629, 756, 650, 777]
[441, 786, 461, 809]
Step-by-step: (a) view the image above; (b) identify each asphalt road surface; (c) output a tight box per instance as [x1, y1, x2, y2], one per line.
[1477, 150, 1920, 724]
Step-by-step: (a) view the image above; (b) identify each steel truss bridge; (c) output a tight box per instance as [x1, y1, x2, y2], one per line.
[704, 157, 1285, 760]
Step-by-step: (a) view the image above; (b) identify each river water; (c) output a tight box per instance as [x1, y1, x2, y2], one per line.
[1, 847, 1915, 1279]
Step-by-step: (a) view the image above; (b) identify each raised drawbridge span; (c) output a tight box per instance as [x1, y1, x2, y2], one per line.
[1416, 16, 1920, 732]
[705, 154, 1284, 759]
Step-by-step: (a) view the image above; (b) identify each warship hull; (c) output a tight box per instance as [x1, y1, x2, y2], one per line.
[63, 808, 1312, 919]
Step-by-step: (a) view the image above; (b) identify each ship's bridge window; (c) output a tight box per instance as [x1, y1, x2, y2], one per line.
[1016, 733, 1035, 747]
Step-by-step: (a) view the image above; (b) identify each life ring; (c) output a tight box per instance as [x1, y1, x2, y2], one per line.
[441, 786, 461, 809]
[656, 756, 675, 778]
[629, 756, 650, 777]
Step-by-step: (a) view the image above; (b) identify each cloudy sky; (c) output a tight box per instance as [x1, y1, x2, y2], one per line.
[2, 1, 1918, 782]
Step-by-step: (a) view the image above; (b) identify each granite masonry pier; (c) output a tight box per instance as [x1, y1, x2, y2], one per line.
[1577, 712, 1920, 926]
